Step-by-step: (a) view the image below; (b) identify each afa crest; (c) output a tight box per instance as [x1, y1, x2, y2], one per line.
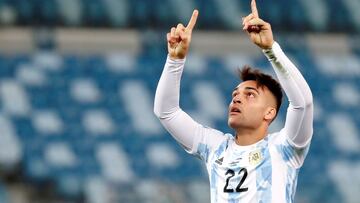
[249, 149, 263, 166]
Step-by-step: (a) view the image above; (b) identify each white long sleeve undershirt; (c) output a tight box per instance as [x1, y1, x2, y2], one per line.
[154, 41, 313, 151]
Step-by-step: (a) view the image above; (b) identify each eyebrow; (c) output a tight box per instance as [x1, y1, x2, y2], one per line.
[245, 87, 260, 94]
[233, 86, 260, 94]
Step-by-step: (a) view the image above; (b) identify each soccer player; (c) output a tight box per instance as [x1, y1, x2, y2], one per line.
[154, 0, 313, 202]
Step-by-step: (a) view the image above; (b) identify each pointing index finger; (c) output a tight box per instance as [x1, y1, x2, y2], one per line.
[251, 0, 259, 18]
[186, 10, 199, 31]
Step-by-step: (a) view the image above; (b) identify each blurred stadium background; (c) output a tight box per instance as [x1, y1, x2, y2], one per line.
[0, 0, 359, 203]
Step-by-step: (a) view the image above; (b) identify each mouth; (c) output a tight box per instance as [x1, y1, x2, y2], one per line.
[229, 106, 241, 115]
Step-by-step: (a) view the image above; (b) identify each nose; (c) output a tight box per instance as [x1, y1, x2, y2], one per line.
[232, 94, 242, 104]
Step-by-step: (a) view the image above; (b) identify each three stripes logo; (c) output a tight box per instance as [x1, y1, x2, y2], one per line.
[215, 157, 224, 165]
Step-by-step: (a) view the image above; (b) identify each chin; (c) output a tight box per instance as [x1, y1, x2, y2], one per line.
[228, 119, 240, 129]
[228, 118, 257, 130]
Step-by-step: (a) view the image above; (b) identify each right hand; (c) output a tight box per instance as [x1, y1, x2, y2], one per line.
[167, 10, 199, 60]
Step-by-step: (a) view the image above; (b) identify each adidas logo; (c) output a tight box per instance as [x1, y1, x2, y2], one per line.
[215, 157, 224, 165]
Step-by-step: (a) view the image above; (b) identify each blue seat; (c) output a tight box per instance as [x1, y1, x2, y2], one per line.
[128, 0, 151, 27]
[0, 181, 9, 203]
[0, 56, 12, 77]
[82, 0, 108, 26]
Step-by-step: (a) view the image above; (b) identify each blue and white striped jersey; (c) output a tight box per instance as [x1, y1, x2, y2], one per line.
[189, 127, 310, 203]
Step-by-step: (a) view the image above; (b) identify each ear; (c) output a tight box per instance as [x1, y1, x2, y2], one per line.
[264, 107, 276, 122]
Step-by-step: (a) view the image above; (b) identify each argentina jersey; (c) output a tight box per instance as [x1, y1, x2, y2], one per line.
[187, 127, 310, 203]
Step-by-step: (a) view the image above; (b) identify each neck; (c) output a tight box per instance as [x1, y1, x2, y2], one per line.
[234, 125, 268, 146]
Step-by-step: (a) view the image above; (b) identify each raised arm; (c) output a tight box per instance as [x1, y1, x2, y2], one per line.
[243, 0, 313, 147]
[154, 10, 225, 156]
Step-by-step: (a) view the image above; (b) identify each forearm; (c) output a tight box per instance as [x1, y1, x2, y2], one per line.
[263, 42, 313, 107]
[154, 56, 198, 150]
[263, 42, 313, 147]
[154, 56, 184, 118]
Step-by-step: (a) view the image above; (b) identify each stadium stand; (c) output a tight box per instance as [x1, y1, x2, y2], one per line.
[0, 31, 359, 202]
[0, 0, 359, 31]
[0, 0, 359, 203]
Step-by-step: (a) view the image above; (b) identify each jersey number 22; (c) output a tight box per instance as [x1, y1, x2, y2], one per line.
[223, 168, 248, 193]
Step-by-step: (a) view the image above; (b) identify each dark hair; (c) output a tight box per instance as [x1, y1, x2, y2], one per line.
[238, 66, 283, 119]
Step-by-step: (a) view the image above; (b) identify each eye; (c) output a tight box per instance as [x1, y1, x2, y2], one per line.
[247, 92, 255, 98]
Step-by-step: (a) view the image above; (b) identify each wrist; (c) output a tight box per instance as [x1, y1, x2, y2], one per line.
[169, 55, 186, 60]
[167, 54, 186, 63]
[169, 51, 187, 60]
[260, 40, 274, 50]
[262, 41, 281, 61]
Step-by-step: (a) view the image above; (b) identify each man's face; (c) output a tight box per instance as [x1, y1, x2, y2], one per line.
[228, 80, 276, 130]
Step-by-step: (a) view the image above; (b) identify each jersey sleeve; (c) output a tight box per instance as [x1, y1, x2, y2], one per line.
[154, 56, 226, 162]
[263, 42, 313, 149]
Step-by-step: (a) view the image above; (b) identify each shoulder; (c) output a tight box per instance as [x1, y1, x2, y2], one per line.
[267, 131, 282, 144]
[267, 131, 311, 168]
[268, 130, 311, 149]
[205, 130, 234, 150]
[193, 126, 232, 151]
[198, 125, 231, 141]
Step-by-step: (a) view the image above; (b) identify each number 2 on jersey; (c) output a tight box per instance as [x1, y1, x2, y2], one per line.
[223, 168, 248, 193]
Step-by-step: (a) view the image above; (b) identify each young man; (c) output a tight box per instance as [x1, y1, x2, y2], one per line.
[154, 0, 313, 202]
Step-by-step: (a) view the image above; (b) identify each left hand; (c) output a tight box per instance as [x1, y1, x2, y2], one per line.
[242, 0, 274, 49]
